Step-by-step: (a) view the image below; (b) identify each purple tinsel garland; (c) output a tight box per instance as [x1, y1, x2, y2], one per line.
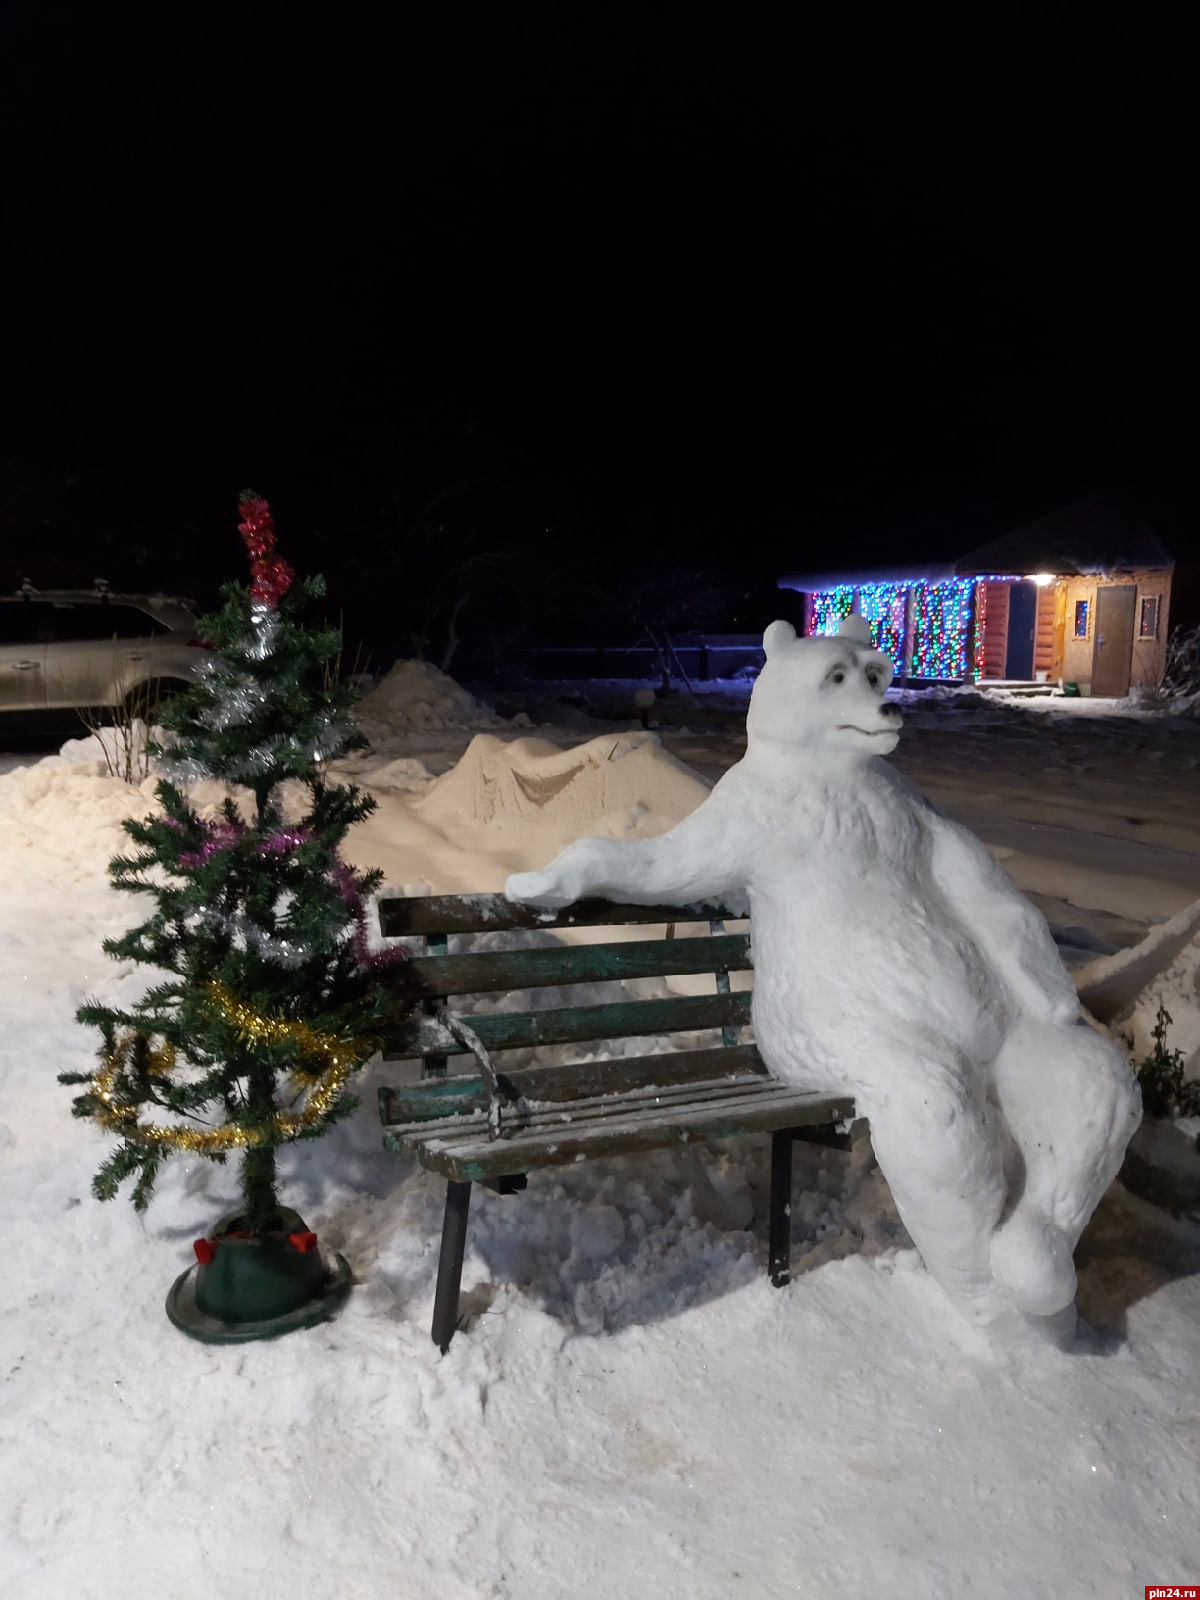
[178, 821, 246, 868]
[170, 815, 405, 971]
[259, 826, 314, 856]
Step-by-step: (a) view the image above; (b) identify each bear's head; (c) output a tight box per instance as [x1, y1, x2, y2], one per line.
[746, 615, 902, 759]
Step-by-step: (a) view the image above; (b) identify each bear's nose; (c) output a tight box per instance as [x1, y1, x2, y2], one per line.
[880, 703, 902, 723]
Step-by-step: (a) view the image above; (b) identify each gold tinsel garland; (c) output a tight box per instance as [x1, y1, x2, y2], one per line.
[88, 980, 378, 1152]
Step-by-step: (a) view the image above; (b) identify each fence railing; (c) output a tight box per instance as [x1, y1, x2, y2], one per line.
[516, 635, 765, 680]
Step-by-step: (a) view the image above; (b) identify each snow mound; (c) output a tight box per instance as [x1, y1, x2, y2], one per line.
[355, 659, 502, 733]
[416, 730, 709, 848]
[55, 721, 164, 781]
[358, 755, 435, 792]
[0, 751, 153, 848]
[348, 731, 710, 896]
[1077, 895, 1200, 1071]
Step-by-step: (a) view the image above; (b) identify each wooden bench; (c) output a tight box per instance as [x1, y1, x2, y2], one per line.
[377, 892, 856, 1351]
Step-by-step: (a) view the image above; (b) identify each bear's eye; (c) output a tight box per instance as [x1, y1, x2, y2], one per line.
[830, 669, 845, 685]
[865, 667, 880, 688]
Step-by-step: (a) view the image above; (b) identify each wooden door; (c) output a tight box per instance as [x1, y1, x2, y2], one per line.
[1091, 584, 1136, 696]
[1004, 581, 1037, 679]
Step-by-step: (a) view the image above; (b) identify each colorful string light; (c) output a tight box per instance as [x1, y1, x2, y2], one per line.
[911, 579, 975, 678]
[809, 587, 855, 638]
[854, 583, 909, 676]
[812, 583, 909, 675]
[804, 574, 1031, 681]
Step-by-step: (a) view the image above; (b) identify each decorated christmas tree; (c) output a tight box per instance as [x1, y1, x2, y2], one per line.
[62, 492, 403, 1336]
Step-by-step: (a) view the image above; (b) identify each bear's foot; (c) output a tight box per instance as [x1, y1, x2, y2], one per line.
[951, 1288, 1078, 1351]
[990, 1213, 1077, 1317]
[1022, 1300, 1078, 1351]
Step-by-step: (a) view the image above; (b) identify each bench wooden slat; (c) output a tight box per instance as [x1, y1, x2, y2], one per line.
[378, 892, 740, 938]
[384, 1080, 855, 1182]
[383, 988, 753, 1059]
[423, 1079, 851, 1146]
[393, 932, 752, 999]
[378, 1042, 768, 1122]
[391, 1072, 812, 1136]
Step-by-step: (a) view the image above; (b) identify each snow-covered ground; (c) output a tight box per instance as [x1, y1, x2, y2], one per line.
[2, 663, 1199, 1600]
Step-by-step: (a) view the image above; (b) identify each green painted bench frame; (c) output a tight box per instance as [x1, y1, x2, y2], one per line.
[377, 892, 855, 1351]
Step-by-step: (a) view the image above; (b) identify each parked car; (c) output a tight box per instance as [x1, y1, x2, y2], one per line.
[0, 583, 212, 728]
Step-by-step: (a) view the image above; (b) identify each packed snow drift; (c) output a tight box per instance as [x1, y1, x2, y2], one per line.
[1, 656, 1198, 1600]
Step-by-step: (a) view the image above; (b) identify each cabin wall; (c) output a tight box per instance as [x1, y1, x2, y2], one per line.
[1060, 577, 1095, 685]
[1033, 585, 1057, 676]
[977, 581, 1010, 679]
[1060, 567, 1173, 690]
[1131, 568, 1173, 689]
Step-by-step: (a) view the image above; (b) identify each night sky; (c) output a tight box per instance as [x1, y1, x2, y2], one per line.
[2, 4, 1196, 663]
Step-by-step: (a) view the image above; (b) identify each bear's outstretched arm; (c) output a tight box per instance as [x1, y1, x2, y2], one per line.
[506, 794, 748, 911]
[925, 809, 1079, 1025]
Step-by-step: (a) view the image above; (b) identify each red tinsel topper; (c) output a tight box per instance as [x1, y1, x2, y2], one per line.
[237, 490, 295, 609]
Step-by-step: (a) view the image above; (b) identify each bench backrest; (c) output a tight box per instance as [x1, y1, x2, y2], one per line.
[378, 892, 759, 1087]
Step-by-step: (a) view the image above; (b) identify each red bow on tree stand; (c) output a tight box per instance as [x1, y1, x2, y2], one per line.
[237, 491, 295, 609]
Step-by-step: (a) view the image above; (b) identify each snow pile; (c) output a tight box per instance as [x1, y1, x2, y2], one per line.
[418, 730, 707, 850]
[53, 720, 164, 782]
[0, 751, 153, 873]
[355, 658, 502, 733]
[1079, 896, 1200, 1071]
[1077, 900, 1200, 1215]
[347, 730, 710, 895]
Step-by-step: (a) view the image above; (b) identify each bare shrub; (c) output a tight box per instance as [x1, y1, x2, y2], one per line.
[76, 677, 165, 784]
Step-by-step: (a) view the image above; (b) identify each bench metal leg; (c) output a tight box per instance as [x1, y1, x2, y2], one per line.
[794, 1123, 852, 1153]
[432, 1180, 472, 1353]
[769, 1129, 793, 1287]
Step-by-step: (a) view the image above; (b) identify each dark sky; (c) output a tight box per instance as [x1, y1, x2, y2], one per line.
[1, 4, 1196, 648]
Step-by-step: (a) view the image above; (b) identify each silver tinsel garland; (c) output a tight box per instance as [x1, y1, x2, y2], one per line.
[246, 602, 280, 660]
[190, 907, 309, 968]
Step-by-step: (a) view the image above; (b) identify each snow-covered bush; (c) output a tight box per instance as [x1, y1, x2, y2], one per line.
[1157, 623, 1200, 712]
[1136, 1002, 1200, 1143]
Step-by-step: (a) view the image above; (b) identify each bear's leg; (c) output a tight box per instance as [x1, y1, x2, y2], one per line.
[862, 1058, 1013, 1331]
[988, 1017, 1141, 1316]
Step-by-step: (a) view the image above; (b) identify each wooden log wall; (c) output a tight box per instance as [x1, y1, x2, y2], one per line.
[1033, 584, 1057, 677]
[978, 581, 1010, 679]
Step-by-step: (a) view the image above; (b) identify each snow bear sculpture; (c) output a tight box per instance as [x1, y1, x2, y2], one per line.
[506, 616, 1141, 1342]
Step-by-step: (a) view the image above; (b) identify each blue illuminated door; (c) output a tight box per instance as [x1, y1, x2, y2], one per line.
[1005, 582, 1036, 679]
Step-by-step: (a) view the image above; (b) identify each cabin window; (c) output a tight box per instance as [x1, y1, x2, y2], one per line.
[1073, 599, 1090, 639]
[1139, 596, 1159, 640]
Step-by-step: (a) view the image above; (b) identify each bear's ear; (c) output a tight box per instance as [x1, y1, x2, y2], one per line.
[837, 613, 874, 646]
[762, 620, 797, 658]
